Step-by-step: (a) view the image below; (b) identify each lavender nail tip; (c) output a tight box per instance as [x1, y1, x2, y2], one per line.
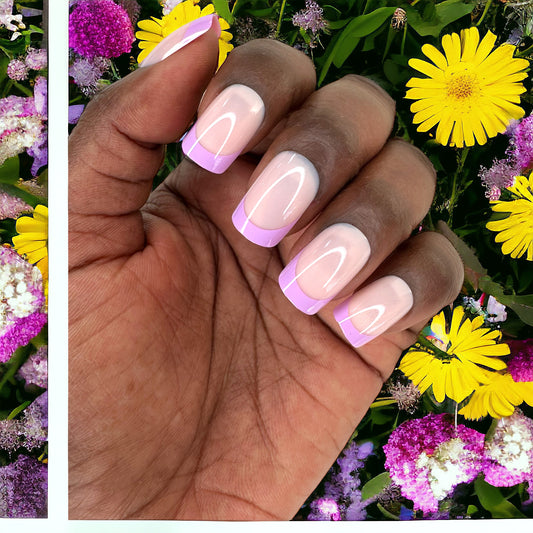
[334, 300, 374, 348]
[278, 256, 330, 315]
[232, 199, 290, 248]
[181, 124, 237, 174]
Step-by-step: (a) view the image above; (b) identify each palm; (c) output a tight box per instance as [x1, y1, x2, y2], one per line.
[69, 157, 411, 520]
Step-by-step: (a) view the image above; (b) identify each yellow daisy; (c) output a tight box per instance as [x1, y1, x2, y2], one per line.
[459, 369, 533, 420]
[12, 204, 48, 280]
[136, 1, 233, 68]
[400, 306, 509, 403]
[406, 26, 528, 148]
[486, 171, 533, 261]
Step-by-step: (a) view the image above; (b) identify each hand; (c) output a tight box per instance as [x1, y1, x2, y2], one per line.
[69, 24, 463, 520]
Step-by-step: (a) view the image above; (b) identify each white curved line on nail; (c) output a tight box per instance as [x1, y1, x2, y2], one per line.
[188, 112, 237, 158]
[341, 304, 387, 335]
[242, 165, 307, 232]
[161, 31, 197, 61]
[283, 246, 348, 293]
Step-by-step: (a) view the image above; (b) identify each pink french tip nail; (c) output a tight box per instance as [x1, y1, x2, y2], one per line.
[182, 84, 265, 174]
[334, 275, 414, 348]
[279, 223, 371, 315]
[232, 151, 319, 247]
[140, 14, 221, 68]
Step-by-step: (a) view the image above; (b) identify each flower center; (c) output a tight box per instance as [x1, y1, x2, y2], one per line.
[447, 72, 477, 99]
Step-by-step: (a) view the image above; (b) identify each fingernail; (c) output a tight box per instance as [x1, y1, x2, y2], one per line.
[232, 152, 319, 247]
[334, 275, 414, 348]
[182, 84, 265, 174]
[279, 223, 371, 315]
[140, 14, 221, 68]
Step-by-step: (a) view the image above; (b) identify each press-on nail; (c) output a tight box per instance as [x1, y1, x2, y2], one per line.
[334, 275, 414, 348]
[182, 84, 265, 174]
[232, 152, 319, 247]
[279, 223, 371, 315]
[140, 14, 221, 68]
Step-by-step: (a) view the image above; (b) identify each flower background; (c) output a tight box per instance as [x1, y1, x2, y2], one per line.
[66, 0, 533, 522]
[0, 0, 47, 518]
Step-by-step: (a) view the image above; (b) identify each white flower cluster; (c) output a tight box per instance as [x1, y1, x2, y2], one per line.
[0, 0, 25, 40]
[485, 410, 533, 476]
[0, 256, 42, 326]
[161, 0, 185, 15]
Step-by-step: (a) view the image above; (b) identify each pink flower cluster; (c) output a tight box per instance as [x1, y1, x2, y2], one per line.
[7, 47, 47, 81]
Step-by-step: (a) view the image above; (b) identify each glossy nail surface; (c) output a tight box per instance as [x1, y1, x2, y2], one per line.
[140, 14, 221, 68]
[182, 84, 265, 174]
[232, 151, 319, 247]
[334, 275, 413, 348]
[279, 223, 371, 315]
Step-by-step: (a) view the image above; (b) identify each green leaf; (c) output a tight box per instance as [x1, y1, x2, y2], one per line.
[405, 0, 475, 38]
[474, 477, 526, 518]
[0, 157, 20, 185]
[212, 0, 234, 23]
[0, 183, 45, 208]
[332, 7, 396, 67]
[7, 401, 31, 420]
[466, 504, 478, 516]
[377, 502, 400, 520]
[361, 472, 391, 500]
[370, 398, 397, 408]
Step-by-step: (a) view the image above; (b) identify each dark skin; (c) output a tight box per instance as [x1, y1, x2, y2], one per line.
[69, 32, 463, 519]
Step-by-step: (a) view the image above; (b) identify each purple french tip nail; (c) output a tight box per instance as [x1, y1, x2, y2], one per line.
[279, 252, 333, 315]
[140, 14, 220, 68]
[333, 299, 375, 348]
[232, 198, 296, 247]
[181, 123, 240, 174]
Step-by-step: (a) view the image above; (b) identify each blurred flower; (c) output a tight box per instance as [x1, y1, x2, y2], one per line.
[386, 379, 421, 413]
[486, 171, 533, 260]
[483, 409, 533, 487]
[136, 0, 233, 68]
[459, 369, 533, 419]
[69, 56, 110, 95]
[0, 246, 46, 362]
[391, 8, 406, 31]
[7, 58, 28, 80]
[68, 104, 85, 124]
[161, 0, 192, 16]
[406, 27, 528, 147]
[17, 345, 47, 388]
[307, 441, 373, 520]
[400, 306, 509, 403]
[292, 0, 328, 35]
[383, 413, 485, 514]
[0, 0, 25, 39]
[13, 204, 48, 280]
[69, 0, 134, 59]
[0, 192, 31, 220]
[507, 339, 533, 382]
[24, 47, 47, 71]
[507, 114, 533, 172]
[486, 295, 508, 323]
[116, 0, 141, 24]
[479, 159, 518, 200]
[0, 94, 46, 174]
[0, 455, 47, 518]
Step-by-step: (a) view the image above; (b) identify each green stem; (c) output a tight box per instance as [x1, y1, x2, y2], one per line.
[517, 44, 533, 58]
[0, 346, 30, 397]
[416, 332, 451, 360]
[231, 0, 239, 14]
[400, 23, 408, 56]
[476, 0, 493, 27]
[109, 61, 120, 81]
[275, 0, 288, 38]
[13, 81, 32, 97]
[448, 147, 470, 225]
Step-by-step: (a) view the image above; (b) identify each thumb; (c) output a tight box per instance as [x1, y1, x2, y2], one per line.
[69, 15, 221, 269]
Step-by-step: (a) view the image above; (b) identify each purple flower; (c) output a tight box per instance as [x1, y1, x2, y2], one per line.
[507, 114, 533, 173]
[0, 192, 31, 220]
[0, 455, 47, 517]
[7, 58, 28, 80]
[383, 413, 485, 514]
[292, 0, 328, 35]
[69, 0, 134, 59]
[0, 247, 46, 362]
[116, 0, 141, 24]
[68, 104, 85, 125]
[307, 440, 372, 520]
[25, 47, 47, 70]
[483, 410, 533, 488]
[69, 56, 110, 94]
[479, 159, 518, 200]
[17, 345, 47, 388]
[507, 339, 533, 383]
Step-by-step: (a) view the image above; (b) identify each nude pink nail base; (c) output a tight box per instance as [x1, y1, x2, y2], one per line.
[279, 252, 333, 315]
[333, 299, 375, 348]
[182, 123, 240, 174]
[140, 14, 220, 68]
[232, 198, 296, 247]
